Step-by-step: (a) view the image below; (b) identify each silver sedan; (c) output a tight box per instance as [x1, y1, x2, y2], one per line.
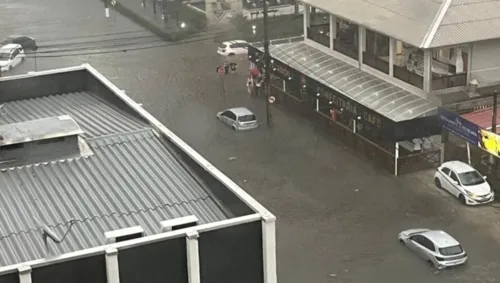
[398, 229, 468, 269]
[216, 107, 258, 131]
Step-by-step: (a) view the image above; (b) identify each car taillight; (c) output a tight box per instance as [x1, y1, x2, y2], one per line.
[435, 256, 445, 261]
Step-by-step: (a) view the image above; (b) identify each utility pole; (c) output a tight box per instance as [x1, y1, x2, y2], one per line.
[263, 0, 273, 127]
[490, 90, 498, 167]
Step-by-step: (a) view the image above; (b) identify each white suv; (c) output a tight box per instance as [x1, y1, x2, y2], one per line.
[0, 44, 25, 72]
[217, 40, 248, 56]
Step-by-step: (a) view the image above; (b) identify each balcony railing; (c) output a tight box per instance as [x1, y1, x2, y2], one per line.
[432, 73, 467, 90]
[363, 52, 389, 74]
[393, 65, 424, 89]
[334, 40, 358, 60]
[307, 25, 330, 48]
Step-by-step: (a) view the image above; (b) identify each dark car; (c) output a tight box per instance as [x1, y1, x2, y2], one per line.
[0, 35, 38, 51]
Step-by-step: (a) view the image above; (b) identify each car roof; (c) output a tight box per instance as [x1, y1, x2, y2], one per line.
[223, 40, 247, 44]
[227, 107, 254, 116]
[441, 160, 476, 174]
[0, 44, 21, 51]
[421, 230, 460, 248]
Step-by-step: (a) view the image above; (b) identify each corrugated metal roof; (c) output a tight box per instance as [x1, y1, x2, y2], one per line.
[301, 0, 442, 47]
[263, 42, 437, 121]
[430, 0, 500, 47]
[303, 0, 500, 48]
[0, 92, 230, 267]
[0, 92, 146, 138]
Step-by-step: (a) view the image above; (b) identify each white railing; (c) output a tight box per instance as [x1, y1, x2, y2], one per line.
[251, 35, 304, 48]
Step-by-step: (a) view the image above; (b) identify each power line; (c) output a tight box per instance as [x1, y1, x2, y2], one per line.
[23, 33, 219, 58]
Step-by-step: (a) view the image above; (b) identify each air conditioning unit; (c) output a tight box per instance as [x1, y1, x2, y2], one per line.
[105, 226, 144, 244]
[160, 215, 198, 233]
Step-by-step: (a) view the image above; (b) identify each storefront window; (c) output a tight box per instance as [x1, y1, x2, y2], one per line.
[393, 41, 424, 89]
[333, 19, 358, 60]
[307, 9, 330, 48]
[363, 29, 389, 74]
[431, 46, 468, 90]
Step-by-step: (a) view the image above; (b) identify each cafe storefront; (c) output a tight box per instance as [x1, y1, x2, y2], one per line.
[248, 40, 442, 175]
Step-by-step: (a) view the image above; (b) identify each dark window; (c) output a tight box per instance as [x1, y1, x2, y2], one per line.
[230, 44, 237, 48]
[450, 172, 460, 184]
[439, 245, 463, 256]
[1, 143, 24, 150]
[420, 236, 435, 251]
[441, 167, 451, 175]
[222, 111, 230, 117]
[227, 111, 237, 120]
[11, 49, 19, 58]
[238, 114, 256, 122]
[37, 137, 65, 145]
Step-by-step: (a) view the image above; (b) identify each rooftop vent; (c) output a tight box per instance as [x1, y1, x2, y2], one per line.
[0, 115, 90, 168]
[160, 215, 199, 233]
[105, 226, 145, 244]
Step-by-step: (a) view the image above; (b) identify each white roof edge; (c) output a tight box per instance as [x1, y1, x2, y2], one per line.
[0, 65, 86, 82]
[421, 0, 452, 49]
[82, 64, 275, 219]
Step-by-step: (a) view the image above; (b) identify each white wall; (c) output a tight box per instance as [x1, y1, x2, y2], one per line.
[470, 39, 500, 86]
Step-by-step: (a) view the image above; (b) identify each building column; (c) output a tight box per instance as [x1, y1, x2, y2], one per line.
[455, 47, 464, 74]
[358, 26, 364, 69]
[389, 37, 395, 77]
[186, 230, 201, 283]
[423, 49, 432, 94]
[262, 213, 277, 283]
[105, 247, 120, 283]
[18, 265, 32, 283]
[303, 4, 310, 38]
[329, 15, 335, 49]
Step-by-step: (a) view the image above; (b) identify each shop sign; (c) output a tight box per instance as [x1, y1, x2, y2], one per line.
[478, 128, 500, 157]
[315, 82, 383, 128]
[438, 107, 479, 144]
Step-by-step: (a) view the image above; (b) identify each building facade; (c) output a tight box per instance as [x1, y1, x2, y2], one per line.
[0, 65, 276, 283]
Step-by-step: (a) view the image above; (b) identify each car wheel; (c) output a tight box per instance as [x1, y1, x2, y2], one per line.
[8, 66, 12, 71]
[459, 194, 467, 205]
[398, 239, 405, 246]
[228, 53, 235, 56]
[232, 125, 237, 131]
[434, 178, 442, 189]
[427, 260, 435, 268]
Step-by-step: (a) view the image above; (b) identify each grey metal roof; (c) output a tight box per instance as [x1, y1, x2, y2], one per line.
[302, 0, 500, 48]
[265, 42, 437, 121]
[0, 92, 230, 266]
[0, 115, 83, 146]
[301, 0, 442, 48]
[430, 0, 500, 47]
[0, 92, 146, 138]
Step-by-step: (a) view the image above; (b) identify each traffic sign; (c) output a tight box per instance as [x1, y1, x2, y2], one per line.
[111, 0, 116, 5]
[268, 96, 275, 104]
[217, 66, 225, 75]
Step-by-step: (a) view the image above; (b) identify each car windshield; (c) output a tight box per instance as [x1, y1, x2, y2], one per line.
[439, 245, 463, 256]
[0, 38, 12, 45]
[218, 43, 227, 48]
[238, 114, 256, 122]
[0, 52, 10, 60]
[458, 170, 485, 186]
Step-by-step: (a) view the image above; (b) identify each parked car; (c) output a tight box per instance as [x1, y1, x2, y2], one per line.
[398, 229, 468, 269]
[0, 35, 38, 51]
[434, 160, 494, 205]
[217, 40, 248, 56]
[216, 107, 258, 131]
[0, 44, 25, 72]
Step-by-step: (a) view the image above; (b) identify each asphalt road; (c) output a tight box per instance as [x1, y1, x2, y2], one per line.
[3, 1, 500, 282]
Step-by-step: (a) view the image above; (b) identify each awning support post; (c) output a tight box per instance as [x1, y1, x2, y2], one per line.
[352, 119, 356, 133]
[394, 142, 399, 176]
[282, 79, 286, 92]
[466, 141, 471, 165]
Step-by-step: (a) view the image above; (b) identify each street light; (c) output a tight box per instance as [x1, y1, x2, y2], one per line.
[180, 22, 186, 28]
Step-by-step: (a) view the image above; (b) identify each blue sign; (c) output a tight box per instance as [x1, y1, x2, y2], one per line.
[438, 107, 479, 144]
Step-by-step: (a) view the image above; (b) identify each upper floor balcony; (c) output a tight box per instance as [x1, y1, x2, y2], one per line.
[303, 6, 468, 94]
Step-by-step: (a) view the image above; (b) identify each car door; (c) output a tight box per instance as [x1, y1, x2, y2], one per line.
[448, 171, 463, 197]
[408, 235, 427, 258]
[226, 111, 237, 126]
[10, 48, 21, 66]
[233, 43, 245, 55]
[438, 166, 453, 192]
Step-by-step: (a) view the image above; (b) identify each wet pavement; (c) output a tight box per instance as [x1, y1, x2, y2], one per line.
[2, 1, 500, 282]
